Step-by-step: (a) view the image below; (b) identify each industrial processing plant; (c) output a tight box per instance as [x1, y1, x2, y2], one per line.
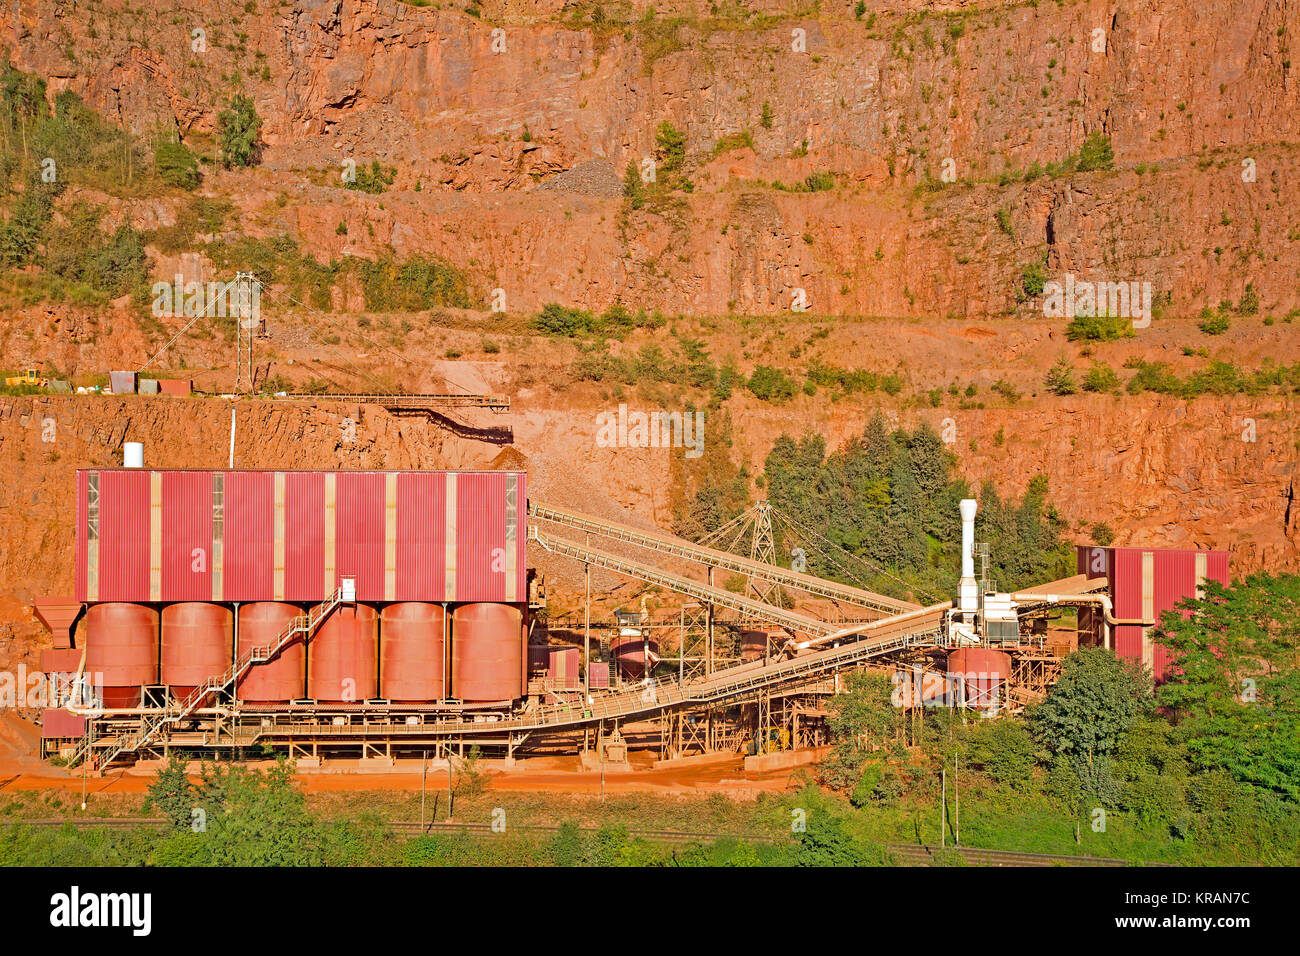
[31, 451, 1228, 773]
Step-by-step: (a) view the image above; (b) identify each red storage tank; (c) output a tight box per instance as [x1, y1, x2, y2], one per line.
[610, 634, 658, 680]
[309, 603, 378, 702]
[451, 603, 523, 702]
[161, 603, 232, 700]
[236, 602, 306, 703]
[380, 603, 446, 702]
[946, 648, 1012, 711]
[84, 603, 158, 708]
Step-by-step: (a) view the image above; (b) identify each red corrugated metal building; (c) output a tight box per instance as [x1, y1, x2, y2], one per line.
[1076, 545, 1230, 680]
[75, 469, 526, 604]
[529, 644, 580, 690]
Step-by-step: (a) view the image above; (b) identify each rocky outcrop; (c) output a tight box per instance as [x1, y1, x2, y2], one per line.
[3, 0, 1298, 317]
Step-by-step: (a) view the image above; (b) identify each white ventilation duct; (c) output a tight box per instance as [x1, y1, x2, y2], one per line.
[123, 442, 144, 468]
[958, 498, 978, 613]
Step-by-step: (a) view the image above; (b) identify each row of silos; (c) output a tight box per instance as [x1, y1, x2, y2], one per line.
[82, 600, 527, 707]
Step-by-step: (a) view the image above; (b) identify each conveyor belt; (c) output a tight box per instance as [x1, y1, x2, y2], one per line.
[528, 500, 916, 615]
[529, 527, 834, 636]
[230, 603, 951, 745]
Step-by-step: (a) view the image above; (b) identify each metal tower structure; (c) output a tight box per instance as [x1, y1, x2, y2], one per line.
[748, 500, 779, 606]
[234, 271, 260, 392]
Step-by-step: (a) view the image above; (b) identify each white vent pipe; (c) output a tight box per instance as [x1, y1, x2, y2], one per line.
[958, 498, 978, 613]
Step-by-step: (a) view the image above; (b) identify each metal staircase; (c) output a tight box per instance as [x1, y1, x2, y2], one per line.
[69, 585, 351, 769]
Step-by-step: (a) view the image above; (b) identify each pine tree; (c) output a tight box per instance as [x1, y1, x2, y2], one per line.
[1045, 355, 1077, 395]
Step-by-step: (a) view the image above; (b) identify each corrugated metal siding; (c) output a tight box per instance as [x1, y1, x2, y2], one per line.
[1101, 546, 1232, 681]
[161, 471, 213, 600]
[97, 470, 151, 601]
[395, 472, 446, 599]
[283, 473, 325, 602]
[1206, 551, 1230, 588]
[1151, 550, 1196, 679]
[223, 471, 274, 601]
[75, 469, 528, 603]
[456, 472, 508, 602]
[336, 472, 385, 597]
[1111, 549, 1144, 667]
[74, 470, 87, 601]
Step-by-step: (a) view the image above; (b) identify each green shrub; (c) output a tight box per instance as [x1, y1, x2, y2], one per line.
[1124, 360, 1182, 395]
[146, 195, 232, 253]
[530, 302, 662, 338]
[655, 120, 685, 173]
[154, 139, 201, 190]
[40, 203, 149, 299]
[355, 255, 475, 311]
[1090, 521, 1115, 545]
[968, 719, 1038, 789]
[218, 93, 262, 168]
[1074, 132, 1115, 172]
[991, 378, 1020, 403]
[805, 361, 878, 394]
[748, 365, 797, 403]
[1020, 259, 1047, 298]
[0, 175, 61, 267]
[995, 206, 1014, 238]
[1235, 284, 1259, 315]
[1065, 313, 1136, 341]
[1198, 309, 1230, 335]
[1081, 362, 1120, 393]
[346, 159, 396, 194]
[622, 162, 645, 209]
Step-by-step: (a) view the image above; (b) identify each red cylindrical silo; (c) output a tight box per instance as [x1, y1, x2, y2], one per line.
[380, 603, 446, 702]
[451, 603, 523, 702]
[161, 603, 232, 700]
[610, 634, 658, 680]
[235, 602, 305, 703]
[309, 603, 378, 703]
[84, 603, 159, 708]
[521, 611, 530, 695]
[947, 648, 1012, 710]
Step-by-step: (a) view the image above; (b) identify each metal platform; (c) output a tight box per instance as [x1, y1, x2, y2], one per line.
[274, 393, 510, 412]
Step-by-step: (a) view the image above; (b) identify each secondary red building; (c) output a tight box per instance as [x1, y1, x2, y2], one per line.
[1076, 545, 1230, 680]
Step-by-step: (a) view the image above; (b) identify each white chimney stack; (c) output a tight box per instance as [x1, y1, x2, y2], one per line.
[959, 498, 978, 613]
[123, 442, 144, 468]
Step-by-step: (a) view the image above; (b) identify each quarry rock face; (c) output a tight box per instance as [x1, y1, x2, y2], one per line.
[4, 0, 1299, 315]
